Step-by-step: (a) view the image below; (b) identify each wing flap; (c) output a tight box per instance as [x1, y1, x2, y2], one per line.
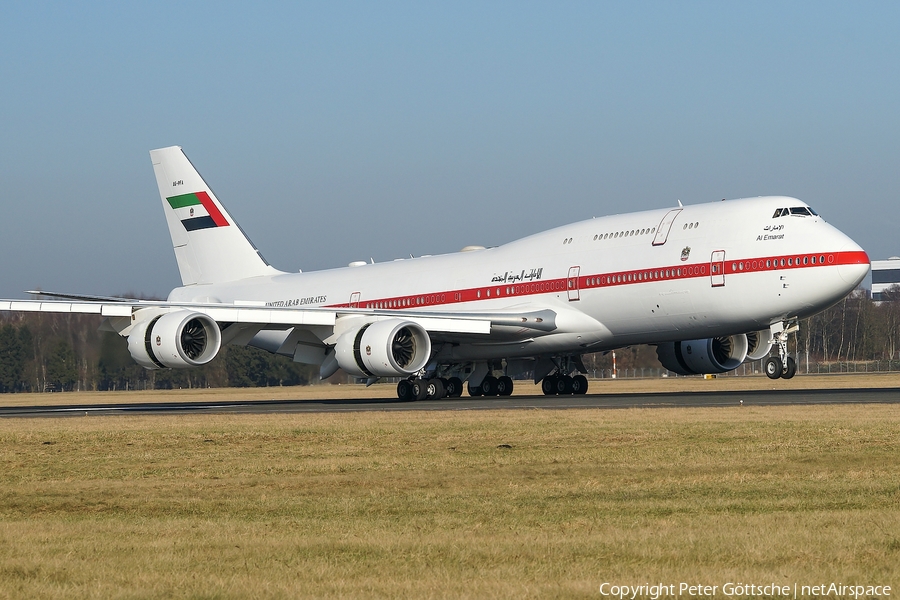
[71, 303, 104, 313]
[1, 300, 105, 314]
[201, 307, 337, 326]
[7, 301, 42, 311]
[402, 316, 490, 334]
[101, 305, 134, 317]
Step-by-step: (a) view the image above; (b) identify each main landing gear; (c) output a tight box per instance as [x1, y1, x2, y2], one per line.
[536, 355, 589, 396]
[764, 320, 798, 380]
[396, 376, 464, 401]
[541, 374, 589, 395]
[396, 361, 519, 401]
[467, 375, 514, 398]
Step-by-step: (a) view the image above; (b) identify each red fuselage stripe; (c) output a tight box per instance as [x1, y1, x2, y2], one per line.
[327, 250, 869, 310]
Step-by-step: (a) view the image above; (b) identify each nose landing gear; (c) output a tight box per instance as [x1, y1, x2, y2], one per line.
[764, 320, 798, 380]
[764, 355, 797, 379]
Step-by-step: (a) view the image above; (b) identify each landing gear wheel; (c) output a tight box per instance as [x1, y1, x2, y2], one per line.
[467, 381, 483, 397]
[412, 378, 429, 400]
[445, 377, 463, 398]
[481, 376, 498, 397]
[782, 356, 797, 379]
[556, 375, 574, 395]
[397, 379, 414, 401]
[572, 374, 588, 395]
[542, 376, 558, 396]
[764, 356, 783, 380]
[498, 375, 513, 396]
[426, 378, 445, 399]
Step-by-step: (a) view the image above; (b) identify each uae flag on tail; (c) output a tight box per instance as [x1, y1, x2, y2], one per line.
[166, 192, 229, 231]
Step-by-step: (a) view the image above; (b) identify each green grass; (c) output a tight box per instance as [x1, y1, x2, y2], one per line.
[0, 405, 898, 598]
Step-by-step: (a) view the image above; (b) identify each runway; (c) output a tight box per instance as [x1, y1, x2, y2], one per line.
[1, 387, 898, 418]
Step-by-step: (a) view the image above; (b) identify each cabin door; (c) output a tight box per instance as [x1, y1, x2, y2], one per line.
[710, 251, 725, 287]
[567, 266, 581, 301]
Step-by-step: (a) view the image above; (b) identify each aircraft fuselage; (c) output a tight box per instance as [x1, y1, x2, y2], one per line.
[167, 195, 869, 363]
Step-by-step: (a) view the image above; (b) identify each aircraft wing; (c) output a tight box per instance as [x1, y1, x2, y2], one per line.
[0, 294, 581, 379]
[0, 297, 499, 333]
[3, 288, 570, 332]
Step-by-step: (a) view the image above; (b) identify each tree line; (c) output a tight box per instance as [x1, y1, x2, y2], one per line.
[1, 288, 898, 392]
[0, 312, 317, 393]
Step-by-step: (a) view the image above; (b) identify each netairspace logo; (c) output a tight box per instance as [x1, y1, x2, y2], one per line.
[599, 582, 892, 599]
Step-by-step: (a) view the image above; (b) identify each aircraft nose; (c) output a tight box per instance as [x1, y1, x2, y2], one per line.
[837, 241, 870, 286]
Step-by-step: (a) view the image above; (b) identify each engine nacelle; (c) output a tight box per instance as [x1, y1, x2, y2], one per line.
[127, 311, 222, 369]
[656, 334, 749, 375]
[335, 319, 432, 378]
[746, 329, 773, 361]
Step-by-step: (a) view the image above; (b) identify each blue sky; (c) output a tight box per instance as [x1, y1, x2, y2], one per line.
[1, 1, 897, 298]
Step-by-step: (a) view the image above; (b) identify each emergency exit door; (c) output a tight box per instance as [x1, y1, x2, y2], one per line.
[652, 208, 683, 246]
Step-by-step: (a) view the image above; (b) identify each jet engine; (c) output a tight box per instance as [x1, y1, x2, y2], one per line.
[127, 311, 222, 369]
[745, 329, 773, 361]
[335, 319, 432, 378]
[656, 334, 749, 375]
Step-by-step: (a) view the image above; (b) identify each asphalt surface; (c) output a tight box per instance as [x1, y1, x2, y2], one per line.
[1, 387, 898, 418]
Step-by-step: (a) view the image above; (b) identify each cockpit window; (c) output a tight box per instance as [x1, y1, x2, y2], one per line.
[773, 206, 818, 218]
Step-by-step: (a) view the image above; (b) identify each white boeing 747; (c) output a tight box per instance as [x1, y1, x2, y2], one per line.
[1, 147, 870, 400]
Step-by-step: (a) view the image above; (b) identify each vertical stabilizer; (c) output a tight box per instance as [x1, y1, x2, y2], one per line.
[150, 146, 282, 285]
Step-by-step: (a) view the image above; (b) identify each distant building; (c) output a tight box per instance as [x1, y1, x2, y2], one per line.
[872, 257, 900, 301]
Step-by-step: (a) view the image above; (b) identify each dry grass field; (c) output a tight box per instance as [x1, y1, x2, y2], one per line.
[0, 398, 898, 599]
